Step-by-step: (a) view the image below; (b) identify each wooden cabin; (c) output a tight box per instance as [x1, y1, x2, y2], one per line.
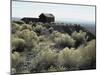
[21, 17, 39, 24]
[39, 13, 55, 23]
[21, 13, 55, 23]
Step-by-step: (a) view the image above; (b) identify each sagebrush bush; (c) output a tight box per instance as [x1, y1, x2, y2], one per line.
[33, 24, 46, 35]
[12, 37, 26, 52]
[50, 31, 62, 39]
[57, 47, 81, 70]
[31, 47, 40, 56]
[12, 51, 21, 68]
[39, 35, 47, 42]
[77, 39, 96, 69]
[32, 48, 58, 71]
[18, 29, 39, 41]
[71, 30, 88, 48]
[48, 66, 57, 72]
[21, 24, 32, 31]
[50, 31, 75, 47]
[71, 30, 87, 41]
[53, 33, 75, 48]
[37, 48, 57, 63]
[12, 23, 21, 33]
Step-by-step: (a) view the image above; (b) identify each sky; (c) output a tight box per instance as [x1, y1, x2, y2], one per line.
[12, 1, 95, 24]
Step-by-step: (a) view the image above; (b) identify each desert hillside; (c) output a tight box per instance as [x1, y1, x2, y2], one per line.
[11, 20, 96, 74]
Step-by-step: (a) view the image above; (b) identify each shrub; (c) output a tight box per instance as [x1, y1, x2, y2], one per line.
[12, 23, 21, 33]
[50, 31, 75, 47]
[71, 30, 87, 41]
[11, 51, 20, 68]
[56, 66, 66, 71]
[57, 47, 81, 70]
[37, 48, 57, 64]
[50, 31, 62, 39]
[48, 27, 54, 33]
[12, 37, 26, 52]
[53, 33, 75, 48]
[18, 29, 38, 41]
[39, 35, 47, 42]
[32, 48, 57, 71]
[33, 25, 46, 35]
[48, 66, 57, 72]
[18, 29, 39, 50]
[31, 47, 41, 56]
[21, 24, 32, 31]
[71, 30, 87, 47]
[77, 39, 96, 69]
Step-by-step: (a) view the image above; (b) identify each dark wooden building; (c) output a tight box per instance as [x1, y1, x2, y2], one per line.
[21, 13, 55, 23]
[39, 13, 55, 23]
[21, 17, 39, 24]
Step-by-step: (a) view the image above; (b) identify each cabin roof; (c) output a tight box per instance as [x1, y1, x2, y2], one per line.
[39, 13, 54, 18]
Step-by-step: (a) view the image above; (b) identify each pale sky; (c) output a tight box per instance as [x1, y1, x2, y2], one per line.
[12, 1, 95, 23]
